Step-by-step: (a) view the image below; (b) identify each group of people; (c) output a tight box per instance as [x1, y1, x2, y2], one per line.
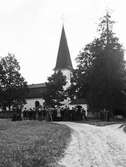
[12, 105, 88, 121]
[22, 107, 46, 121]
[52, 106, 88, 121]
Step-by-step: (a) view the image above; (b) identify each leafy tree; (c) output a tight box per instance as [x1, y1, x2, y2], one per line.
[43, 71, 67, 108]
[0, 63, 6, 108]
[0, 53, 28, 110]
[69, 13, 126, 112]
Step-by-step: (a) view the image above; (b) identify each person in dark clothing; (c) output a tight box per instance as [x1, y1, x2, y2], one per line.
[43, 108, 46, 120]
[82, 108, 88, 121]
[61, 108, 65, 121]
[69, 109, 73, 121]
[23, 108, 27, 120]
[71, 107, 75, 121]
[64, 106, 69, 121]
[52, 108, 57, 121]
[76, 105, 82, 121]
[38, 108, 42, 121]
[57, 107, 61, 121]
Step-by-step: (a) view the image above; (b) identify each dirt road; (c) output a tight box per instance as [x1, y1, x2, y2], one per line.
[58, 122, 126, 167]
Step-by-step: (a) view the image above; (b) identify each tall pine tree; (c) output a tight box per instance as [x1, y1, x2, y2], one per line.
[70, 13, 126, 113]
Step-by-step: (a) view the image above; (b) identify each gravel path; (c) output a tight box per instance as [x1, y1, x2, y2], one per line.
[58, 122, 126, 167]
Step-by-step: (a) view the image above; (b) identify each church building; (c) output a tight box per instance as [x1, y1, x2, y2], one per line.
[23, 25, 73, 109]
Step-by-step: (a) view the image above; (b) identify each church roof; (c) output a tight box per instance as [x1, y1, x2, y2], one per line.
[26, 83, 47, 98]
[28, 83, 46, 89]
[54, 25, 73, 71]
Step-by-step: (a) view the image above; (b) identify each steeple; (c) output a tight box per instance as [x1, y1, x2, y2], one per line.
[54, 25, 73, 71]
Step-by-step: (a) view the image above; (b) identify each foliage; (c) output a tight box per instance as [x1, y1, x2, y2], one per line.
[69, 13, 126, 112]
[43, 71, 67, 108]
[0, 53, 28, 109]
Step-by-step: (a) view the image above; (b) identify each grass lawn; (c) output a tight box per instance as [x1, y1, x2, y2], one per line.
[0, 119, 71, 167]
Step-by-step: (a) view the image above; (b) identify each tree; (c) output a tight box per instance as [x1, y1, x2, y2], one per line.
[0, 63, 6, 108]
[69, 13, 126, 112]
[0, 53, 28, 110]
[43, 71, 67, 108]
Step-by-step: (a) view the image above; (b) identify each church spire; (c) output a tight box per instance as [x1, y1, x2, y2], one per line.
[54, 25, 73, 71]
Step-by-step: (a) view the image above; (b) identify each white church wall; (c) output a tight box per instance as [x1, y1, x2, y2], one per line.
[55, 68, 72, 90]
[23, 98, 45, 110]
[61, 69, 72, 89]
[55, 69, 72, 105]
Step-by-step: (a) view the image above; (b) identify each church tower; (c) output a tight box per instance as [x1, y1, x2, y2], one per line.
[54, 25, 73, 87]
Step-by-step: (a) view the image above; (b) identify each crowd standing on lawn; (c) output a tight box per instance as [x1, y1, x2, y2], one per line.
[12, 105, 88, 121]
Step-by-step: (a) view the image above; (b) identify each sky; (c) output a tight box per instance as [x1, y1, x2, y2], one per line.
[0, 0, 126, 84]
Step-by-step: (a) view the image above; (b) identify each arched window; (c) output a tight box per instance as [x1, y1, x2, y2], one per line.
[35, 101, 40, 108]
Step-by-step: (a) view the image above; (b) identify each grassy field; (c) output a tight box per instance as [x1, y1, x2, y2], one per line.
[0, 119, 71, 167]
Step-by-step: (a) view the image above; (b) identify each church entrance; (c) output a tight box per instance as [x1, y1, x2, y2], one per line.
[35, 101, 40, 108]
